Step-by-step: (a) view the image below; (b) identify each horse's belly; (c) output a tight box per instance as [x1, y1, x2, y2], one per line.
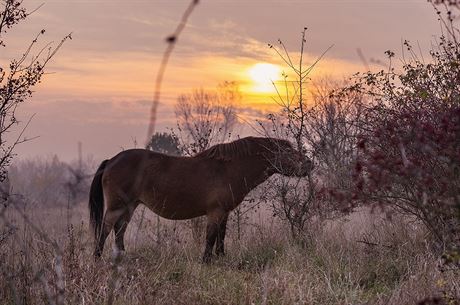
[141, 196, 207, 220]
[139, 180, 235, 219]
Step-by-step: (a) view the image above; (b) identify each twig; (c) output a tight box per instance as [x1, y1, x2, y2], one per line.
[145, 0, 199, 145]
[356, 239, 395, 249]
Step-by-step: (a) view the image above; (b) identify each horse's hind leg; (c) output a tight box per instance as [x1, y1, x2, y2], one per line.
[113, 209, 133, 254]
[94, 208, 125, 258]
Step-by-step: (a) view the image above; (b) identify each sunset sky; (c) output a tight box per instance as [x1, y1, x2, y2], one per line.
[3, 0, 442, 161]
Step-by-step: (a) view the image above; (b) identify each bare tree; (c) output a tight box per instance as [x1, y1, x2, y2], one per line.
[304, 78, 365, 210]
[0, 0, 71, 183]
[260, 30, 363, 239]
[174, 81, 239, 156]
[0, 2, 71, 300]
[256, 29, 322, 240]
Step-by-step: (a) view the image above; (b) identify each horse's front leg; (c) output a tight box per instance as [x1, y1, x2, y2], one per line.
[202, 209, 228, 263]
[215, 213, 228, 256]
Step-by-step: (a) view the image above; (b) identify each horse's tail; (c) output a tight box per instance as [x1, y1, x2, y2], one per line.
[89, 159, 109, 242]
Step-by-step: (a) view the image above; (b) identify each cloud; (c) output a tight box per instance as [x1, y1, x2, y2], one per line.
[5, 0, 443, 162]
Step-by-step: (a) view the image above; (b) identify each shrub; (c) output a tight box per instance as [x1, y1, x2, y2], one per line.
[346, 17, 460, 250]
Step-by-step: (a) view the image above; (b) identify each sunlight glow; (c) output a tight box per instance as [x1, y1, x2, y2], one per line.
[248, 63, 281, 93]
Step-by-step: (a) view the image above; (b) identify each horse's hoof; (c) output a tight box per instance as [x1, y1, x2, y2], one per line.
[93, 250, 102, 260]
[112, 248, 125, 260]
[202, 254, 213, 264]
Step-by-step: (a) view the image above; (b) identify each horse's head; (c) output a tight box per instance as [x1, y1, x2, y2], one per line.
[265, 139, 313, 177]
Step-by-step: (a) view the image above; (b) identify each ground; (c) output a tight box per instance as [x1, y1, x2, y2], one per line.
[1, 202, 458, 305]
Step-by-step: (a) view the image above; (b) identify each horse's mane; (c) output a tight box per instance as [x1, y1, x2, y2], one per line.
[195, 137, 291, 161]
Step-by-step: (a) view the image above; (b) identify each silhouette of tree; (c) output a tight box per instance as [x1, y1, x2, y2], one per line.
[174, 81, 239, 156]
[147, 132, 181, 156]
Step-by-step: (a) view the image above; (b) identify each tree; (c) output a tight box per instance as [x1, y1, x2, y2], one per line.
[174, 81, 239, 156]
[0, 0, 71, 182]
[259, 30, 357, 240]
[302, 78, 364, 212]
[147, 132, 181, 156]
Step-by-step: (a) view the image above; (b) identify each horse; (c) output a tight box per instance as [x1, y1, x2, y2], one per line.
[88, 136, 312, 262]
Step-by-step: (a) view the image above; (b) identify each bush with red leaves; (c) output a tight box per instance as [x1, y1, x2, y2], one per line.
[345, 30, 460, 249]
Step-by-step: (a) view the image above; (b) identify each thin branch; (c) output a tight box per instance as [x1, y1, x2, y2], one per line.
[146, 0, 199, 145]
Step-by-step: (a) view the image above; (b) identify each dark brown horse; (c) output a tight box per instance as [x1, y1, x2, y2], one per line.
[89, 136, 311, 262]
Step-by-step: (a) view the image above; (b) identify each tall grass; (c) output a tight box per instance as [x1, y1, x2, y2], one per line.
[1, 198, 457, 305]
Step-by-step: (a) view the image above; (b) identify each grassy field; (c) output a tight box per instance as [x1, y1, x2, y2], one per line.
[1, 200, 458, 305]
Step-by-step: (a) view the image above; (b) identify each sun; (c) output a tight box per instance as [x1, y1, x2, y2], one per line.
[248, 63, 281, 93]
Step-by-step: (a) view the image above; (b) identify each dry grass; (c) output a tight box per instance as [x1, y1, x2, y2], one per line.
[1, 201, 458, 305]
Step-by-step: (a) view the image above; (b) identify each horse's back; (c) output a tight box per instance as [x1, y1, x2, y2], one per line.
[101, 149, 221, 219]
